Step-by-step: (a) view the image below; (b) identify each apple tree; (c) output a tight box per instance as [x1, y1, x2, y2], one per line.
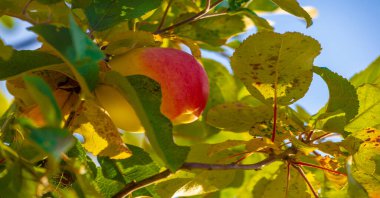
[0, 0, 379, 197]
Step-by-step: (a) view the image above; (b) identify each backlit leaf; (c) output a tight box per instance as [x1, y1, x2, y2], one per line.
[350, 56, 380, 87]
[104, 72, 189, 171]
[313, 66, 359, 122]
[270, 0, 312, 27]
[73, 101, 132, 159]
[207, 102, 273, 132]
[248, 0, 278, 11]
[30, 16, 104, 95]
[345, 84, 380, 132]
[0, 39, 12, 61]
[176, 14, 246, 46]
[231, 32, 321, 105]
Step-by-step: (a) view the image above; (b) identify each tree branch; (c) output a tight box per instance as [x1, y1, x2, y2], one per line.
[113, 148, 297, 198]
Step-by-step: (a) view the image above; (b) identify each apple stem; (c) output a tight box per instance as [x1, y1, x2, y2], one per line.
[291, 163, 319, 198]
[154, 0, 224, 34]
[293, 161, 347, 176]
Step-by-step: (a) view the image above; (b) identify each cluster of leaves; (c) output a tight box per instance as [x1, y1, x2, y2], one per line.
[0, 0, 379, 197]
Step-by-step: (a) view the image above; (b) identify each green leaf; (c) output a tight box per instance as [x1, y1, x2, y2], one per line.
[239, 8, 273, 31]
[84, 0, 162, 31]
[313, 66, 359, 122]
[207, 102, 273, 132]
[26, 126, 74, 161]
[253, 164, 311, 198]
[351, 129, 380, 197]
[345, 84, 380, 132]
[0, 15, 14, 29]
[0, 163, 39, 197]
[270, 0, 312, 27]
[202, 59, 238, 113]
[94, 168, 124, 197]
[0, 39, 12, 60]
[248, 0, 278, 11]
[350, 56, 380, 87]
[30, 15, 104, 95]
[0, 91, 9, 116]
[228, 0, 250, 11]
[98, 144, 160, 184]
[0, 51, 63, 80]
[231, 32, 321, 105]
[176, 14, 247, 46]
[314, 110, 346, 133]
[104, 72, 189, 171]
[23, 75, 62, 127]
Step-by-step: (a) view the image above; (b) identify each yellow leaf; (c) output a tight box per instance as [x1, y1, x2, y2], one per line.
[246, 137, 279, 153]
[74, 101, 132, 159]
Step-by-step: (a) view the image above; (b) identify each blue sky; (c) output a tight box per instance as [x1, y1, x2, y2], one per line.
[1, 0, 380, 114]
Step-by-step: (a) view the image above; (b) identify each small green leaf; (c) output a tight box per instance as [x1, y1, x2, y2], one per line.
[231, 32, 321, 105]
[207, 102, 273, 132]
[345, 84, 380, 132]
[26, 126, 75, 161]
[350, 56, 380, 87]
[104, 72, 189, 171]
[0, 15, 14, 29]
[315, 110, 346, 133]
[84, 0, 162, 31]
[270, 0, 312, 27]
[23, 75, 62, 127]
[289, 135, 317, 155]
[0, 51, 63, 80]
[236, 8, 274, 31]
[30, 15, 104, 95]
[313, 66, 359, 122]
[98, 144, 160, 184]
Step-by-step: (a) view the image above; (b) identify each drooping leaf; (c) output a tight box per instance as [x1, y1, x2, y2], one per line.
[270, 0, 312, 27]
[350, 56, 380, 87]
[0, 51, 63, 80]
[73, 101, 132, 159]
[84, 0, 162, 31]
[23, 75, 62, 127]
[175, 14, 247, 46]
[345, 84, 380, 132]
[235, 8, 274, 31]
[231, 32, 321, 105]
[313, 66, 359, 122]
[30, 15, 104, 95]
[207, 102, 273, 132]
[104, 72, 189, 171]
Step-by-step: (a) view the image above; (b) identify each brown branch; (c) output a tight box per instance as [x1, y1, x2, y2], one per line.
[155, 0, 174, 32]
[112, 169, 171, 198]
[153, 0, 223, 34]
[113, 148, 297, 198]
[291, 164, 319, 198]
[293, 161, 347, 176]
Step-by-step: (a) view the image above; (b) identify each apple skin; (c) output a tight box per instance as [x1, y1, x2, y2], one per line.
[109, 47, 209, 127]
[95, 85, 144, 132]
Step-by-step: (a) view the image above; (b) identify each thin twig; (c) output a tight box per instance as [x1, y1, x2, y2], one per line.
[154, 0, 223, 34]
[112, 169, 172, 198]
[156, 0, 174, 32]
[310, 133, 333, 143]
[293, 161, 347, 176]
[305, 130, 314, 142]
[291, 164, 319, 198]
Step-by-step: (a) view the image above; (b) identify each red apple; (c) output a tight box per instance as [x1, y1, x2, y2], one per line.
[97, 47, 209, 131]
